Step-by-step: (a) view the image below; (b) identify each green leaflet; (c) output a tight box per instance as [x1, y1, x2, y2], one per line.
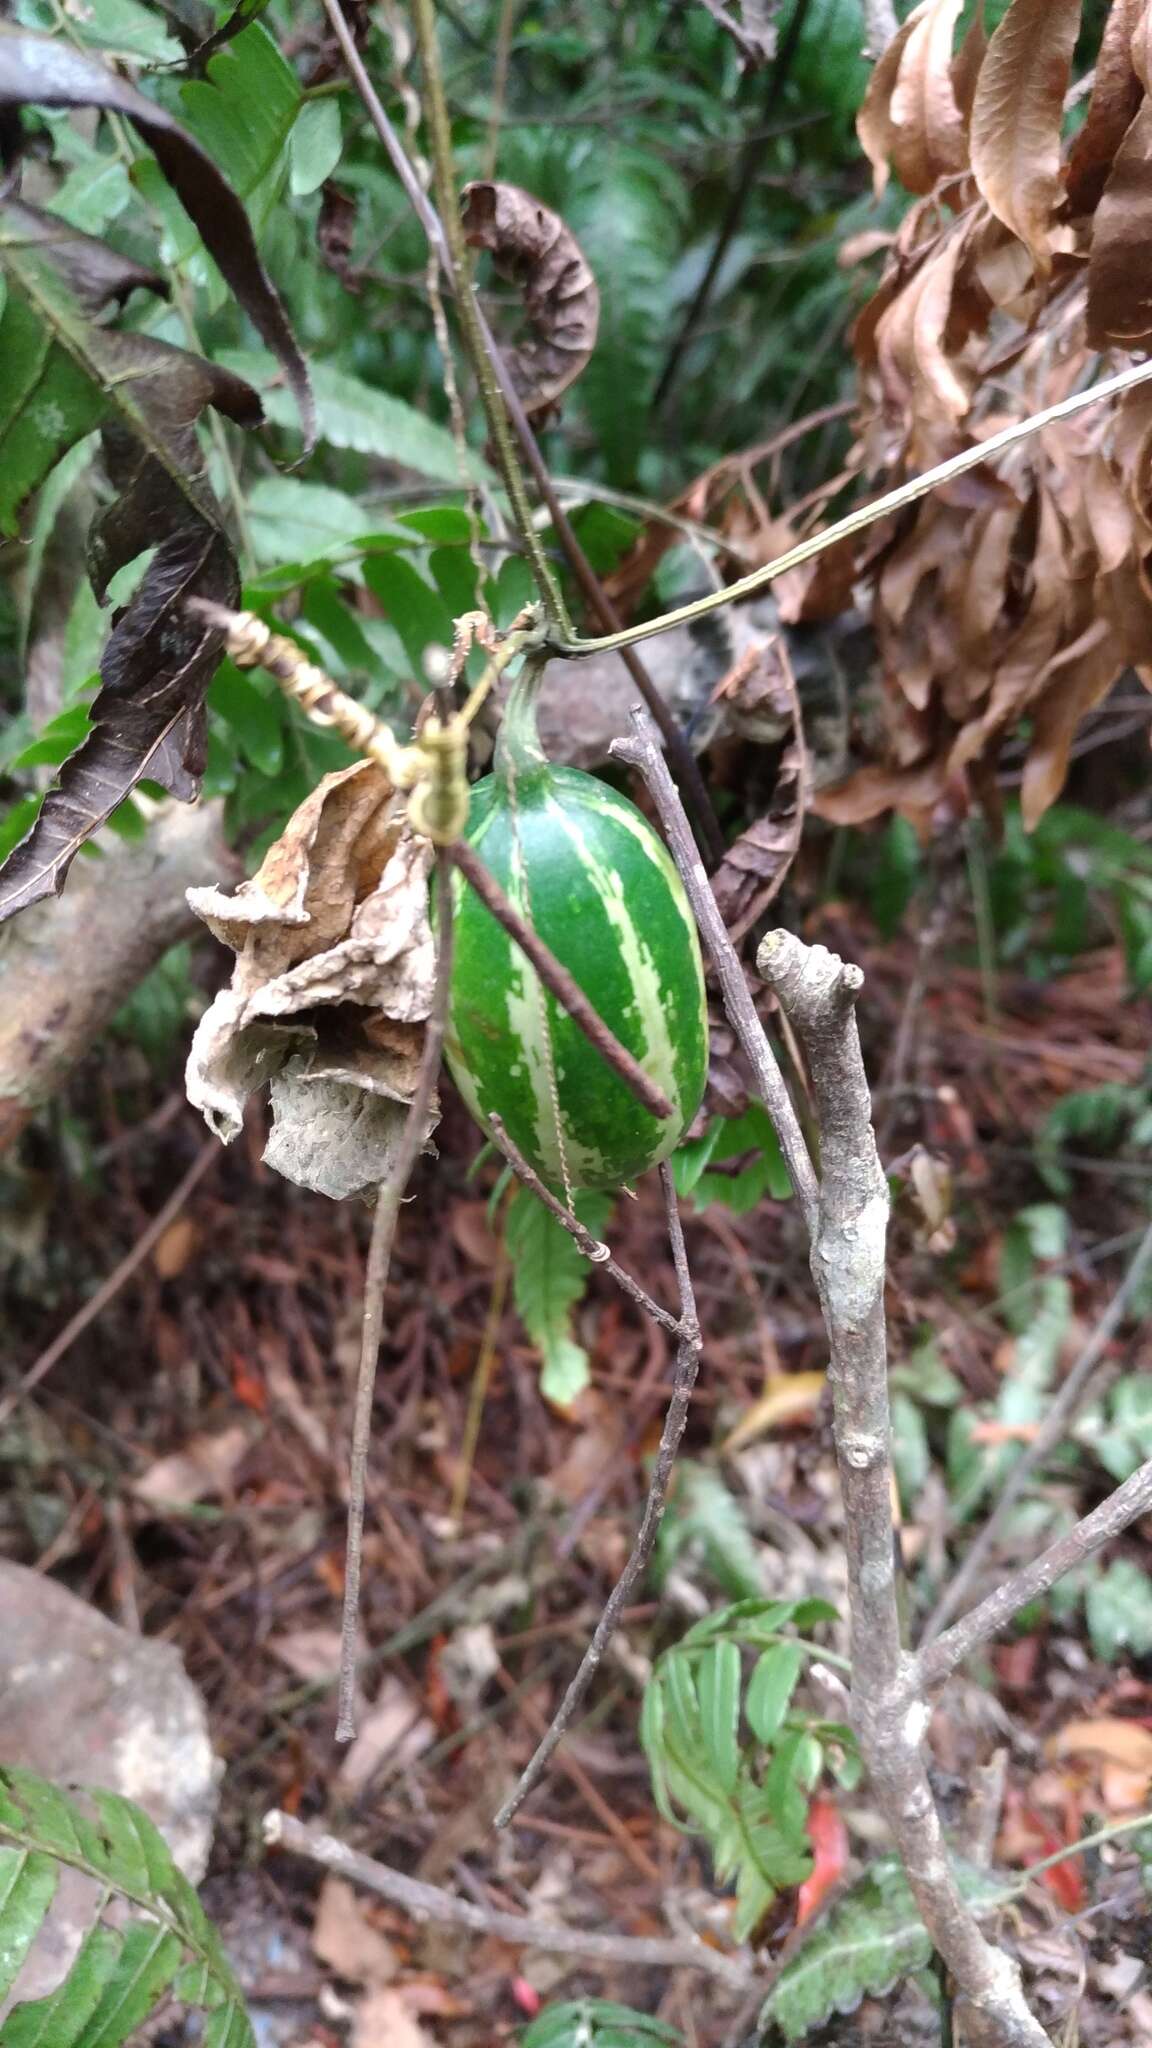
[0, 1767, 253, 2048]
[521, 2001, 681, 2048]
[505, 1185, 611, 1404]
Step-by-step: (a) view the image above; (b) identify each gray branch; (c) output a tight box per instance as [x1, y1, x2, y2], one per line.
[861, 0, 898, 60]
[921, 1455, 1152, 1693]
[264, 1809, 751, 1990]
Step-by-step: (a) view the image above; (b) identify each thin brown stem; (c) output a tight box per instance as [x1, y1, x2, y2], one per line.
[494, 1163, 702, 1827]
[264, 1808, 750, 1988]
[336, 854, 454, 1740]
[922, 1216, 1152, 1646]
[410, 0, 568, 627]
[611, 711, 819, 1232]
[920, 1454, 1152, 1694]
[487, 1115, 681, 1335]
[448, 838, 674, 1123]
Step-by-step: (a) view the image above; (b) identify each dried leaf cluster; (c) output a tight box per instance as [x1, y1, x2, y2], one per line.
[461, 180, 600, 418]
[186, 763, 437, 1200]
[824, 0, 1152, 829]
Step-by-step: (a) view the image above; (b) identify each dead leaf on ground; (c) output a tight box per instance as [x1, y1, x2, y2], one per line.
[336, 1676, 435, 1796]
[1048, 1717, 1152, 1777]
[722, 1370, 827, 1454]
[134, 1423, 252, 1510]
[313, 1876, 398, 1989]
[352, 1986, 435, 2048]
[462, 180, 599, 416]
[268, 1627, 345, 1683]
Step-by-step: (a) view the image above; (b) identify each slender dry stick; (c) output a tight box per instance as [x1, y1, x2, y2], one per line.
[264, 1809, 751, 1988]
[922, 1215, 1152, 1646]
[494, 1163, 703, 1828]
[0, 1140, 218, 1429]
[921, 1454, 1152, 1694]
[449, 839, 674, 1122]
[611, 712, 819, 1234]
[410, 0, 568, 629]
[487, 1115, 681, 1335]
[336, 854, 454, 1740]
[550, 354, 1152, 659]
[482, 0, 517, 178]
[755, 927, 1048, 2048]
[449, 1190, 512, 1526]
[319, 0, 726, 865]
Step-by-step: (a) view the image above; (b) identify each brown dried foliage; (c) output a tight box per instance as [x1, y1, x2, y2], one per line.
[824, 0, 1152, 830]
[460, 180, 600, 417]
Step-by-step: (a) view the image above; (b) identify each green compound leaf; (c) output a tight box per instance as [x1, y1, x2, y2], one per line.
[0, 1767, 253, 2048]
[504, 1187, 612, 1404]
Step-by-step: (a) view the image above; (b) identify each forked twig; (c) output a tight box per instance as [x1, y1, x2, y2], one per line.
[487, 1115, 681, 1335]
[495, 1162, 703, 1827]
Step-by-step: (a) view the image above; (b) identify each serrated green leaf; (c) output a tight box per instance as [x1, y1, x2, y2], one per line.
[504, 1187, 611, 1405]
[77, 1922, 184, 2048]
[246, 477, 372, 565]
[363, 553, 455, 678]
[760, 1860, 934, 2040]
[745, 1643, 803, 1746]
[219, 350, 490, 483]
[208, 661, 284, 775]
[177, 24, 300, 231]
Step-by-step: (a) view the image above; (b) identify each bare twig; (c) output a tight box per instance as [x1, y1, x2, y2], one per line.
[696, 0, 780, 67]
[920, 1455, 1152, 1694]
[487, 1115, 681, 1334]
[336, 854, 454, 1740]
[922, 1216, 1152, 1645]
[448, 839, 674, 1123]
[264, 1809, 751, 1989]
[611, 711, 819, 1234]
[757, 927, 1048, 2048]
[320, 0, 725, 865]
[492, 1163, 701, 1826]
[0, 1140, 219, 1428]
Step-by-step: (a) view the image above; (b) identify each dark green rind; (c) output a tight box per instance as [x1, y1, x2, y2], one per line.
[445, 764, 708, 1191]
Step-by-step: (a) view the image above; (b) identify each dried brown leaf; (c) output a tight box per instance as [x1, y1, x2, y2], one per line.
[950, 0, 988, 125]
[887, 0, 968, 194]
[1021, 618, 1121, 826]
[1066, 0, 1147, 211]
[1086, 98, 1152, 347]
[969, 0, 1082, 278]
[461, 180, 599, 416]
[134, 1424, 251, 1510]
[711, 641, 809, 941]
[186, 763, 437, 1193]
[876, 223, 974, 430]
[352, 1990, 434, 2048]
[857, 5, 927, 196]
[313, 1878, 399, 1990]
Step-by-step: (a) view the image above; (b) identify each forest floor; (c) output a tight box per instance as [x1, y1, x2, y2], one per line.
[3, 886, 1152, 2048]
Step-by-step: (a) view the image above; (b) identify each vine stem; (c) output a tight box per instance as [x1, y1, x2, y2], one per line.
[548, 353, 1152, 659]
[409, 0, 569, 631]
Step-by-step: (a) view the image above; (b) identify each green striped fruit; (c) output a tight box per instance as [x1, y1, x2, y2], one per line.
[445, 762, 709, 1192]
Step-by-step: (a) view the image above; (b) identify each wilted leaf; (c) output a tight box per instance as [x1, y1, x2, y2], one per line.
[0, 23, 312, 445]
[1087, 98, 1152, 347]
[1066, 0, 1147, 211]
[186, 763, 439, 1197]
[969, 0, 1083, 278]
[134, 1424, 252, 1510]
[1020, 619, 1121, 828]
[887, 0, 967, 194]
[461, 180, 600, 416]
[313, 1877, 398, 1988]
[0, 200, 263, 921]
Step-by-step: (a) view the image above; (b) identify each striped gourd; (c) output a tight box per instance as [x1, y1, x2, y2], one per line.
[445, 663, 708, 1193]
